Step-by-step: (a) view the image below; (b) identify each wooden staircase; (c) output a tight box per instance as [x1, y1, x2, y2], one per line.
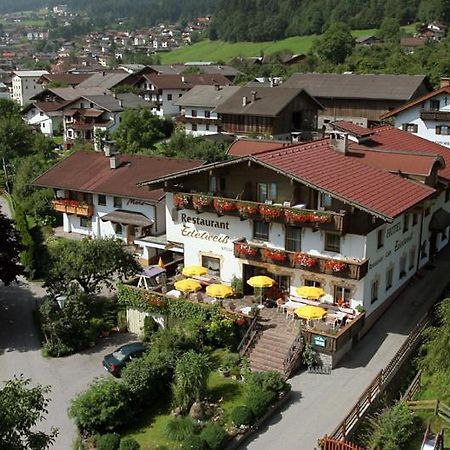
[244, 308, 303, 378]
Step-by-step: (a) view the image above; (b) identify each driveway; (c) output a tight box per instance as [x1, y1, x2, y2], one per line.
[242, 246, 450, 450]
[0, 279, 136, 449]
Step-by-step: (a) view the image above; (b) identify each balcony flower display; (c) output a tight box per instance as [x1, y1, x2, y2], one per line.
[262, 248, 287, 263]
[235, 242, 259, 257]
[173, 193, 190, 209]
[54, 197, 83, 207]
[192, 194, 212, 210]
[324, 260, 348, 272]
[293, 253, 317, 268]
[213, 198, 238, 214]
[285, 209, 312, 223]
[311, 213, 332, 224]
[237, 201, 259, 217]
[259, 204, 284, 220]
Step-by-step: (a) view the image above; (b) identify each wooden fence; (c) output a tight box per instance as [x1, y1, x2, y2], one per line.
[327, 313, 431, 440]
[407, 400, 450, 425]
[401, 370, 422, 402]
[319, 437, 365, 450]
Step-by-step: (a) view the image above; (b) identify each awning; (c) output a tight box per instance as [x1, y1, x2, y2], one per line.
[101, 210, 154, 227]
[429, 208, 450, 232]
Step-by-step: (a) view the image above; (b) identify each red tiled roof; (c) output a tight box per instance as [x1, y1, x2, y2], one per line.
[349, 125, 450, 180]
[380, 86, 450, 119]
[347, 148, 442, 176]
[32, 151, 204, 201]
[332, 121, 374, 137]
[254, 139, 435, 220]
[228, 139, 290, 157]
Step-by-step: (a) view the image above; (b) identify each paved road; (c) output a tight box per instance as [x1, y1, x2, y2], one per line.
[243, 247, 450, 450]
[0, 196, 135, 449]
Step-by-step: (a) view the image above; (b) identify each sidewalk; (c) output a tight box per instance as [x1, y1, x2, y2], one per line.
[243, 246, 450, 450]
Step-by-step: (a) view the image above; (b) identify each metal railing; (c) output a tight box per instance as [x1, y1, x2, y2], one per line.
[237, 312, 261, 356]
[282, 332, 304, 378]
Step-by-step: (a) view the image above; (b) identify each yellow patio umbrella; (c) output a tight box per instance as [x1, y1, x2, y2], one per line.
[182, 265, 208, 277]
[296, 286, 325, 300]
[206, 284, 234, 299]
[174, 278, 202, 293]
[246, 275, 276, 288]
[294, 305, 327, 320]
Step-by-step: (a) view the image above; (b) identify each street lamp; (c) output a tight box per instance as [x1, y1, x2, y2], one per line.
[56, 295, 67, 309]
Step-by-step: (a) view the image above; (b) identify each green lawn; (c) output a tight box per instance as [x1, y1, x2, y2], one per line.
[123, 370, 245, 449]
[160, 25, 417, 64]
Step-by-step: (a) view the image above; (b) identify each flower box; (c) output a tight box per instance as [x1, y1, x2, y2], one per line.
[262, 248, 287, 263]
[173, 193, 190, 209]
[324, 260, 347, 272]
[235, 243, 259, 257]
[213, 198, 238, 214]
[284, 209, 312, 223]
[192, 194, 212, 210]
[292, 253, 317, 268]
[237, 202, 259, 218]
[259, 204, 283, 220]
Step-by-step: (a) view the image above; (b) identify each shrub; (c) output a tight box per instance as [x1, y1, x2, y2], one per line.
[143, 315, 159, 341]
[181, 434, 207, 450]
[230, 405, 254, 427]
[245, 386, 276, 418]
[199, 423, 227, 450]
[247, 371, 290, 395]
[364, 402, 414, 450]
[119, 438, 141, 450]
[164, 416, 197, 441]
[69, 378, 131, 433]
[117, 309, 127, 330]
[172, 351, 211, 412]
[121, 349, 175, 401]
[96, 433, 120, 450]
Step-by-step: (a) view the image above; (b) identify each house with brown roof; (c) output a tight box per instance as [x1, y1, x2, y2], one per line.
[283, 73, 432, 128]
[214, 86, 323, 140]
[32, 149, 203, 265]
[139, 123, 450, 365]
[380, 80, 450, 149]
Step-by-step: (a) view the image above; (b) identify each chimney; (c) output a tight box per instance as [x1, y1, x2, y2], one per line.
[109, 154, 120, 169]
[103, 140, 116, 157]
[440, 77, 450, 88]
[330, 132, 349, 155]
[251, 91, 257, 102]
[113, 91, 117, 98]
[181, 75, 185, 83]
[214, 83, 220, 91]
[119, 99, 123, 107]
[242, 96, 247, 107]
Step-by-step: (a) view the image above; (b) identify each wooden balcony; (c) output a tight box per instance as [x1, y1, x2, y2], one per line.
[177, 115, 221, 125]
[420, 109, 450, 121]
[233, 240, 368, 281]
[52, 199, 94, 217]
[173, 192, 348, 234]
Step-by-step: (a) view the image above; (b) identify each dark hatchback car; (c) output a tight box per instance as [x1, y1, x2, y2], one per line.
[103, 342, 146, 377]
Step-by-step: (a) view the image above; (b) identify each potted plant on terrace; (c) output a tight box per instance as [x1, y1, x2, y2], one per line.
[192, 194, 212, 211]
[237, 201, 259, 219]
[235, 242, 259, 258]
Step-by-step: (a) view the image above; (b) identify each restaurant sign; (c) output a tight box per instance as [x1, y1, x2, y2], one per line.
[312, 335, 327, 348]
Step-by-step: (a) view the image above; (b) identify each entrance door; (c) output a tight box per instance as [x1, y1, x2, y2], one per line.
[127, 225, 136, 245]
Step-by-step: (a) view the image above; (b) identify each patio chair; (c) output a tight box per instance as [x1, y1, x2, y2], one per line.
[286, 307, 296, 320]
[276, 297, 285, 312]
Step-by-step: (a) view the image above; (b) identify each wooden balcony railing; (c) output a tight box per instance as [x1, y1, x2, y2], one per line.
[52, 199, 94, 217]
[177, 115, 221, 125]
[173, 192, 348, 234]
[420, 109, 450, 121]
[233, 240, 368, 281]
[302, 311, 365, 353]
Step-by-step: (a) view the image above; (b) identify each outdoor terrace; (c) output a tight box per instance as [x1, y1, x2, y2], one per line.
[173, 191, 348, 234]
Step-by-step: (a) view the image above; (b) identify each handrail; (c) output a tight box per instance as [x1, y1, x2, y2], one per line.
[282, 331, 304, 378]
[401, 370, 422, 402]
[237, 312, 260, 356]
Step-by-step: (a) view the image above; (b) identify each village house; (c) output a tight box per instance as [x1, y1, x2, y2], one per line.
[283, 73, 432, 128]
[213, 86, 323, 140]
[175, 85, 240, 136]
[32, 149, 203, 265]
[11, 70, 49, 106]
[380, 79, 450, 148]
[139, 123, 450, 364]
[22, 102, 63, 136]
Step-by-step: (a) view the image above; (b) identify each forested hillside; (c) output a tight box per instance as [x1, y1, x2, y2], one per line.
[209, 0, 450, 42]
